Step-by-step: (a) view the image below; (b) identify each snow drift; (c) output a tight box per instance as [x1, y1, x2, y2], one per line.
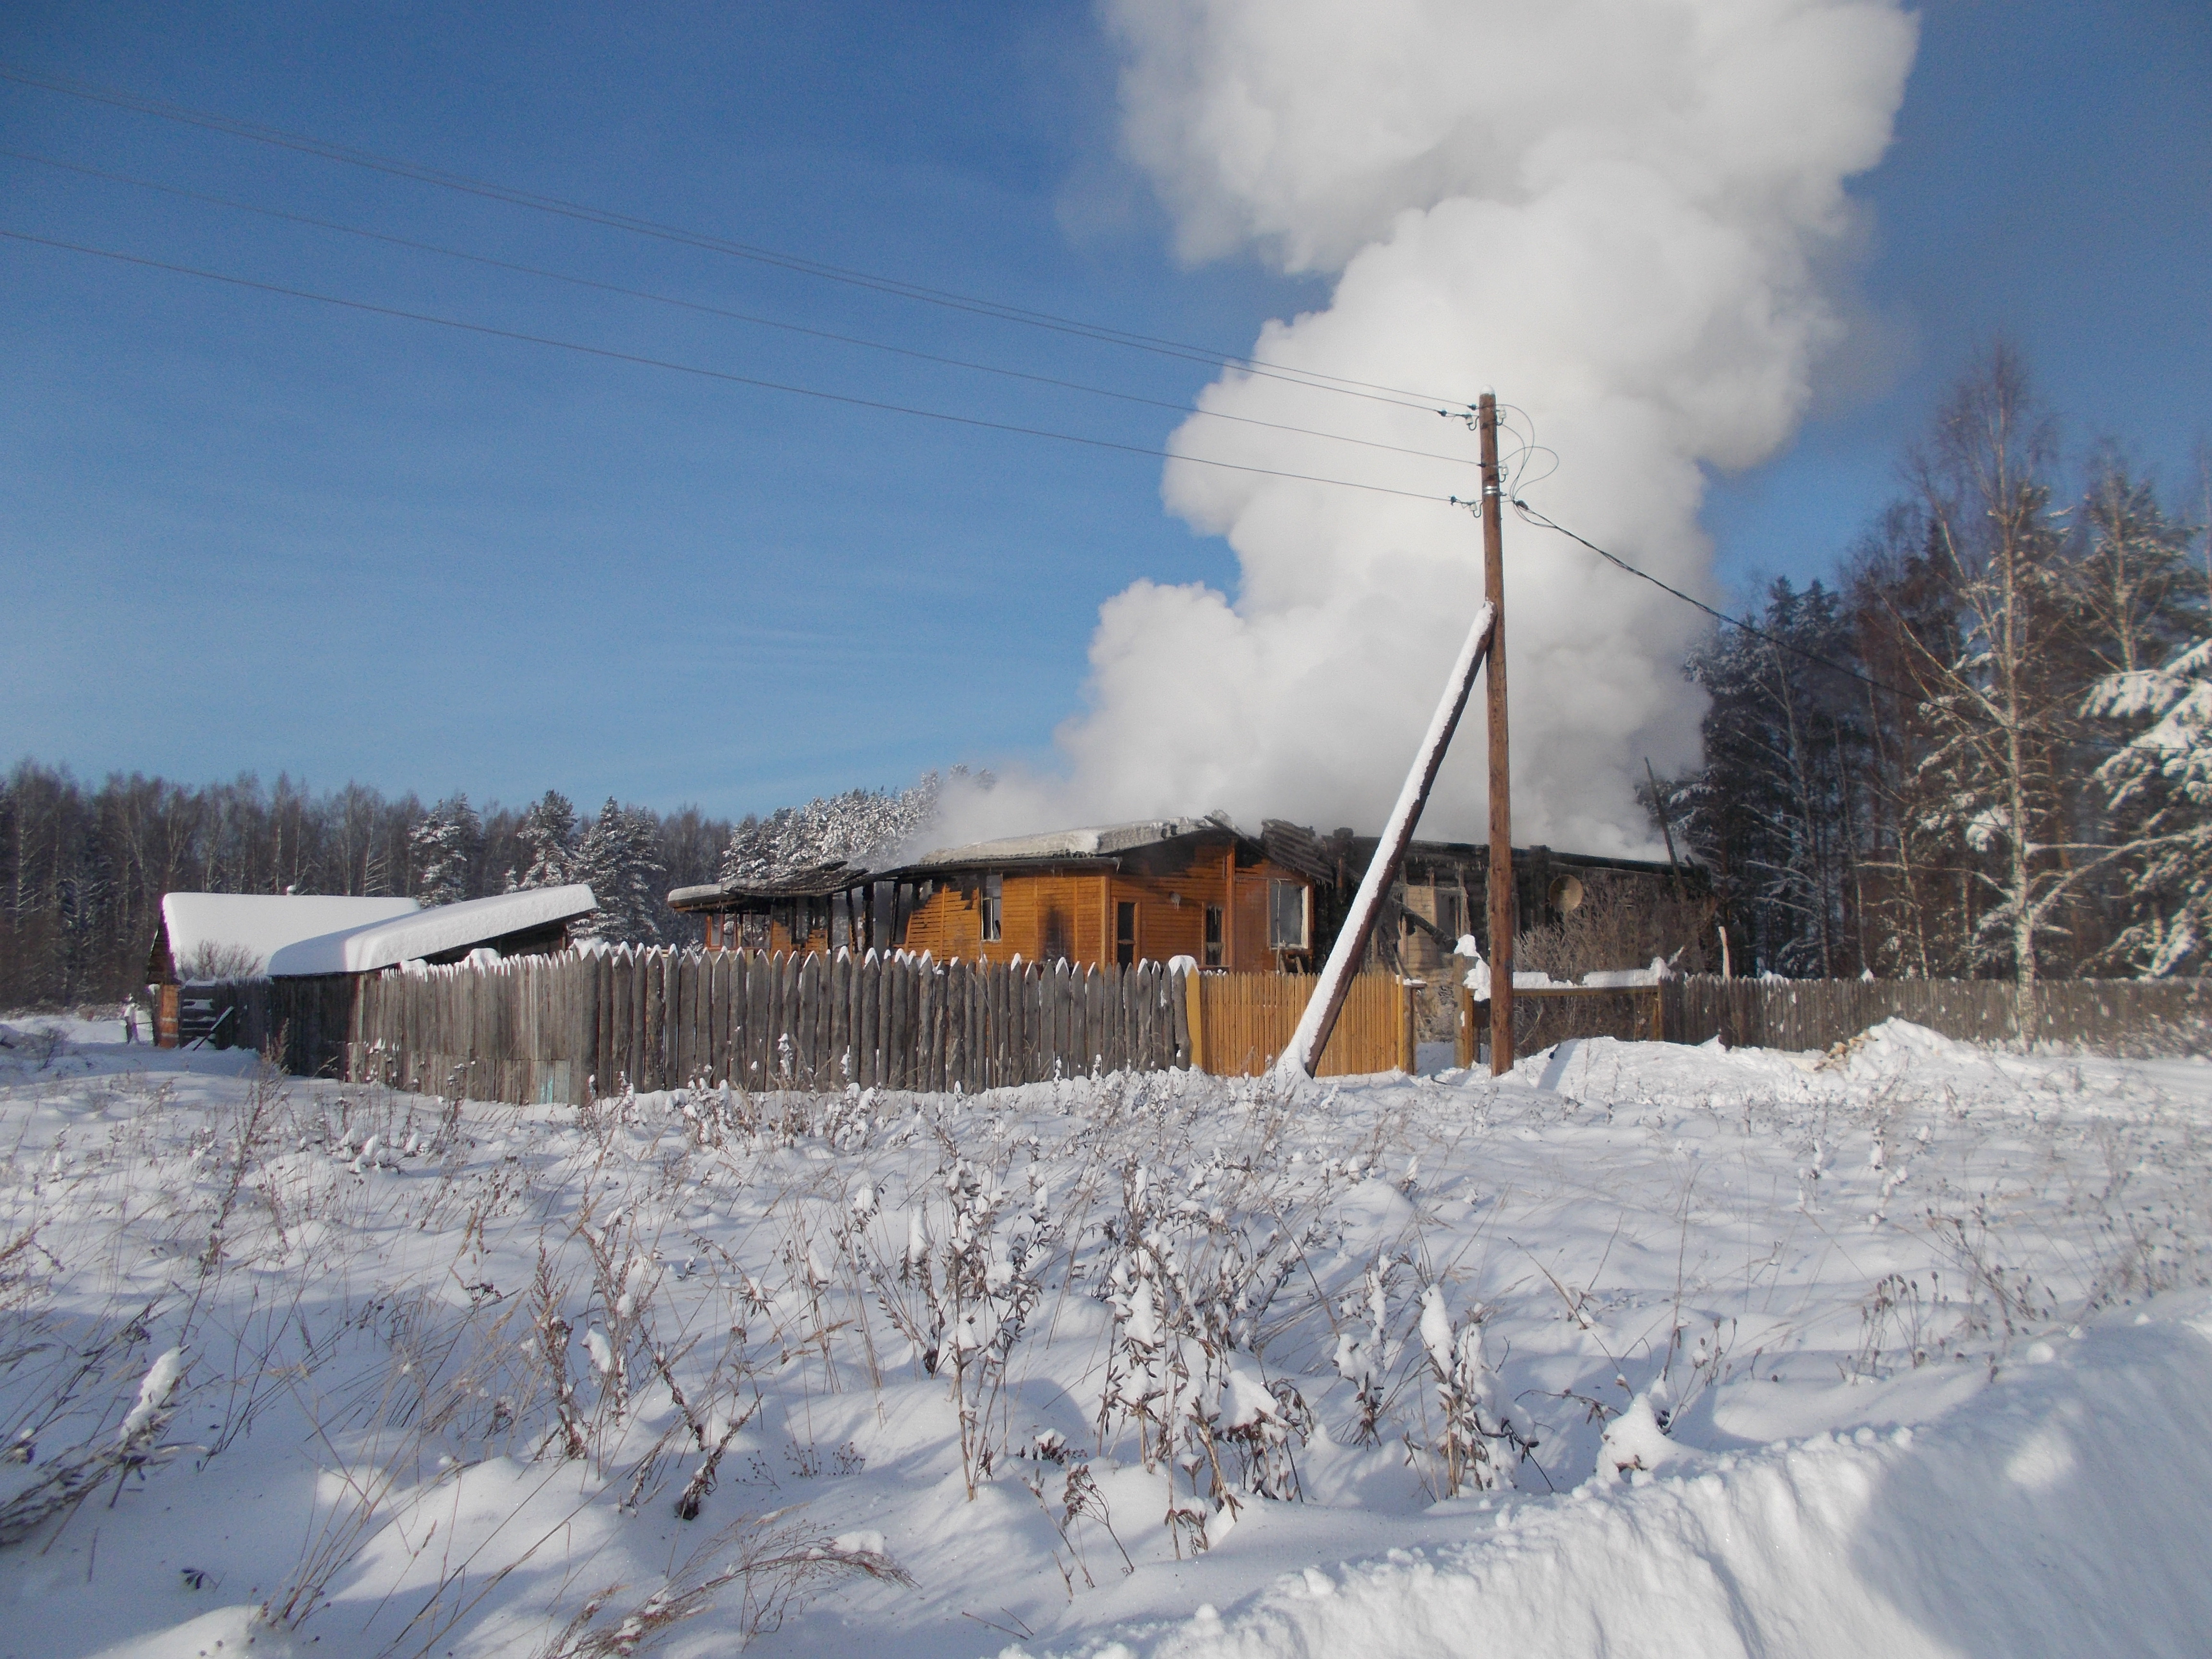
[1061, 1304, 2212, 1657]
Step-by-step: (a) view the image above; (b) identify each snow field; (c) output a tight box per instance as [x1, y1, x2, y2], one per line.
[0, 1018, 2208, 1657]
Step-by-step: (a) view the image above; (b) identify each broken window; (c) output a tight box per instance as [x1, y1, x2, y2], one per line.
[1268, 880, 1309, 951]
[980, 874, 1003, 943]
[1203, 903, 1224, 968]
[1115, 900, 1137, 967]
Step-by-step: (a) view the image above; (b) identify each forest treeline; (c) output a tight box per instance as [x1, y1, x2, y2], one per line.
[0, 765, 945, 1007]
[7, 347, 2208, 1006]
[1670, 345, 2212, 984]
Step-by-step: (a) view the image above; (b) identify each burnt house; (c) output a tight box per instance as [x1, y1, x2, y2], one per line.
[670, 817, 1321, 973]
[1257, 824, 1699, 977]
[670, 817, 1696, 977]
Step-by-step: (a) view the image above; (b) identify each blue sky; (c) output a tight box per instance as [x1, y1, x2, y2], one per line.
[3, 0, 2207, 820]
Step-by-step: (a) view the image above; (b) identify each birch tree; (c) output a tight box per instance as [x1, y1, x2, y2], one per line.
[1886, 348, 2096, 1007]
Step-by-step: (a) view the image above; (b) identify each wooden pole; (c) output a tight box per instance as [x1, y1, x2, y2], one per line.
[1479, 392, 1516, 1076]
[1645, 756, 1687, 902]
[1275, 599, 1496, 1078]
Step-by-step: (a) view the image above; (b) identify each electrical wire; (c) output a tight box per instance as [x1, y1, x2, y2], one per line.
[0, 146, 1483, 475]
[0, 227, 1457, 505]
[0, 64, 1474, 418]
[1505, 495, 1918, 699]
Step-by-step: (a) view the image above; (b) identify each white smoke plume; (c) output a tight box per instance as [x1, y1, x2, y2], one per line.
[946, 0, 1916, 855]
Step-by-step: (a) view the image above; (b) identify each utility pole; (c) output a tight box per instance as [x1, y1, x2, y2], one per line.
[1275, 599, 1498, 1079]
[1479, 393, 1515, 1076]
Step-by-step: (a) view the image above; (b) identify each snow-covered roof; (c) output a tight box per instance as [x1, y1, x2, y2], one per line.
[913, 817, 1235, 868]
[669, 862, 863, 909]
[266, 884, 598, 976]
[161, 893, 421, 979]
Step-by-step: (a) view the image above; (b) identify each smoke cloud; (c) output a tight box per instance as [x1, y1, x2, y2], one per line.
[950, 0, 1916, 854]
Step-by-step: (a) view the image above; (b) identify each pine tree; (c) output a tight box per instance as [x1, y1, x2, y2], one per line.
[1683, 581, 1864, 975]
[410, 794, 481, 909]
[2084, 637, 2212, 974]
[575, 799, 666, 943]
[514, 790, 580, 889]
[718, 772, 947, 884]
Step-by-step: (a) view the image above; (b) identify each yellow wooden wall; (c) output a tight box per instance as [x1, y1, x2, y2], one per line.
[731, 853, 1314, 973]
[901, 872, 1108, 965]
[1191, 970, 1409, 1077]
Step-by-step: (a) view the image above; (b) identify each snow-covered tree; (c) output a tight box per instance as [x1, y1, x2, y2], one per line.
[1683, 581, 1864, 976]
[410, 794, 481, 908]
[1885, 348, 2097, 1001]
[575, 798, 666, 943]
[718, 771, 952, 885]
[511, 790, 580, 890]
[2074, 447, 2201, 679]
[2085, 638, 2212, 974]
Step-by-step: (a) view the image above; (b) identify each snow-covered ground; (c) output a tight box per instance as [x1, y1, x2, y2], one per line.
[1, 1013, 2209, 1658]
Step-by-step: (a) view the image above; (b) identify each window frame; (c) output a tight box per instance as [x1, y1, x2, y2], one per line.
[979, 874, 1003, 944]
[1267, 879, 1310, 951]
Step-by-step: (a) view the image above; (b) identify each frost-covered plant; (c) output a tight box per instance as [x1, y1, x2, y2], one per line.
[530, 1249, 589, 1463]
[927, 1155, 1052, 1497]
[265, 1289, 534, 1631]
[1094, 1154, 1322, 1553]
[1332, 1259, 1401, 1446]
[0, 1344, 188, 1545]
[538, 1515, 912, 1658]
[1849, 1274, 1930, 1380]
[1413, 1286, 1531, 1497]
[577, 1200, 661, 1432]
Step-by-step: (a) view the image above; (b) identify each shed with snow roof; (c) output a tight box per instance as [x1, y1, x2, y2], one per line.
[263, 885, 600, 977]
[150, 892, 422, 986]
[148, 885, 600, 1047]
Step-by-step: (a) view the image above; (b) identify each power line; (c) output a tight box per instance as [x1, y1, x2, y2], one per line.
[1499, 495, 1918, 700]
[0, 227, 1456, 505]
[1, 146, 1482, 475]
[0, 63, 1472, 417]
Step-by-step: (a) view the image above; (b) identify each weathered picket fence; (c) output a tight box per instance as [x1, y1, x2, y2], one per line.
[203, 956, 2207, 1100]
[188, 949, 1420, 1103]
[340, 948, 1214, 1104]
[1661, 974, 2212, 1055]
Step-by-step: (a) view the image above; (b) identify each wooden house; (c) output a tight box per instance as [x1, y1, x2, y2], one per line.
[670, 818, 1320, 972]
[670, 816, 1699, 977]
[1256, 823, 1700, 977]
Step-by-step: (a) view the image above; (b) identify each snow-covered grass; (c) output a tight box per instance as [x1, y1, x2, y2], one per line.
[2, 1017, 2210, 1658]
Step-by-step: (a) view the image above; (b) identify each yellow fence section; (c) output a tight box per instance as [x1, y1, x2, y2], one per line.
[1189, 970, 1410, 1078]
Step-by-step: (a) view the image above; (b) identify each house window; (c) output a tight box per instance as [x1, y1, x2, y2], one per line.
[980, 875, 1003, 943]
[1268, 880, 1309, 951]
[1203, 904, 1224, 967]
[1436, 888, 1464, 942]
[1116, 900, 1137, 967]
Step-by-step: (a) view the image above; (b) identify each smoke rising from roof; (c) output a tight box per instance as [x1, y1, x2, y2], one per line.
[944, 0, 1916, 854]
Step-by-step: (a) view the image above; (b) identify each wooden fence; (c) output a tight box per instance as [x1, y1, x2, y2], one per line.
[1191, 971, 1412, 1078]
[1660, 974, 2212, 1055]
[194, 950, 1420, 1101]
[194, 960, 2212, 1094]
[345, 949, 1197, 1103]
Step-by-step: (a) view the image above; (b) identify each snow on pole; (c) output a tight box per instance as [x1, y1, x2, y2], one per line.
[1275, 600, 1496, 1080]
